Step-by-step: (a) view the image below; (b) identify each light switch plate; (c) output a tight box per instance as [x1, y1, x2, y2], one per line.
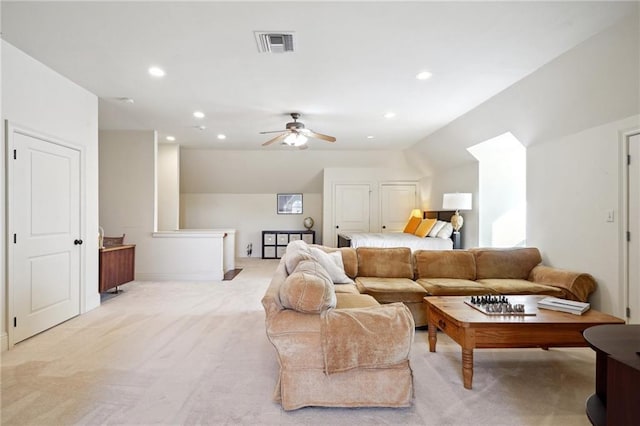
[606, 209, 615, 222]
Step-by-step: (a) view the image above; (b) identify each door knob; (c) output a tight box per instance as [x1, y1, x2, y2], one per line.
[382, 225, 386, 229]
[335, 225, 339, 229]
[74, 239, 83, 245]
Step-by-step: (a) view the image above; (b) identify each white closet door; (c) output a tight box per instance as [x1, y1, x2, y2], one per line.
[333, 184, 370, 245]
[380, 184, 417, 232]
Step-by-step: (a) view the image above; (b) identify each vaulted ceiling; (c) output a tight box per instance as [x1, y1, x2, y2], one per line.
[2, 1, 635, 150]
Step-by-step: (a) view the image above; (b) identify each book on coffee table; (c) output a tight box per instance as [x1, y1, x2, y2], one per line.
[537, 297, 590, 315]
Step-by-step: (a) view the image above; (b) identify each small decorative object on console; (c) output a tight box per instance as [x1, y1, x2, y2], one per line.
[303, 217, 314, 230]
[465, 295, 535, 316]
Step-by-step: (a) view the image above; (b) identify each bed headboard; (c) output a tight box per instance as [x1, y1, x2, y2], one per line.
[424, 210, 462, 249]
[424, 210, 456, 221]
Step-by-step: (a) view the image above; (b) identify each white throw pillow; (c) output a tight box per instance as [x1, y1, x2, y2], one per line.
[427, 220, 446, 238]
[437, 222, 454, 239]
[309, 247, 355, 284]
[284, 240, 314, 274]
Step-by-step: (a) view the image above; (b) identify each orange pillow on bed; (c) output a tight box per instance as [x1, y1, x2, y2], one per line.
[414, 218, 437, 237]
[403, 216, 422, 234]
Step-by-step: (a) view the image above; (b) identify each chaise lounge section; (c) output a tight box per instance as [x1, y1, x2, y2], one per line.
[262, 243, 415, 411]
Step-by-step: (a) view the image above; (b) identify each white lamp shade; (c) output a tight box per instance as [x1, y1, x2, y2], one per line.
[442, 193, 472, 211]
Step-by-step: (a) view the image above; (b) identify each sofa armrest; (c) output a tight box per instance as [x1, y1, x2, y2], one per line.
[528, 265, 596, 302]
[321, 303, 414, 374]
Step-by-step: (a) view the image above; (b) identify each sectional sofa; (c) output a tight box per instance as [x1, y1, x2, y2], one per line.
[261, 241, 597, 409]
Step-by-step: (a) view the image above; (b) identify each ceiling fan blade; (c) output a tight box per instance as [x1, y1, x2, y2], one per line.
[260, 130, 286, 134]
[298, 144, 309, 150]
[305, 130, 336, 142]
[262, 132, 288, 146]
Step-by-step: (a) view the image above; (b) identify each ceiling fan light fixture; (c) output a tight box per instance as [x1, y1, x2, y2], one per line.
[284, 133, 308, 146]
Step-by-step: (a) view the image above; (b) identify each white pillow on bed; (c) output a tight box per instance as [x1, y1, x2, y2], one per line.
[310, 247, 354, 284]
[436, 222, 454, 239]
[427, 220, 447, 238]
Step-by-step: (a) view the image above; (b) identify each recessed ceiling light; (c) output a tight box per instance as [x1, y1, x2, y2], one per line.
[166, 136, 176, 141]
[416, 71, 433, 80]
[217, 134, 227, 140]
[148, 66, 165, 77]
[193, 111, 205, 119]
[117, 97, 135, 104]
[384, 112, 396, 119]
[367, 135, 375, 139]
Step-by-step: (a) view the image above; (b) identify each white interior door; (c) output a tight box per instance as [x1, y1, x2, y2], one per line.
[10, 129, 81, 344]
[380, 183, 417, 232]
[333, 184, 370, 245]
[628, 133, 639, 324]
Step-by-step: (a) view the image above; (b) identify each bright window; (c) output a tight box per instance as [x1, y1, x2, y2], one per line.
[467, 132, 526, 247]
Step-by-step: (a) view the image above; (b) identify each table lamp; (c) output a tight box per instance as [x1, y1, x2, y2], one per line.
[442, 193, 472, 232]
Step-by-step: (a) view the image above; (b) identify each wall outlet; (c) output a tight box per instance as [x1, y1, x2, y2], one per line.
[606, 209, 615, 223]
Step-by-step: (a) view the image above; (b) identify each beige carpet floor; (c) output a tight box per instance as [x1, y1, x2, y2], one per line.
[1, 258, 594, 425]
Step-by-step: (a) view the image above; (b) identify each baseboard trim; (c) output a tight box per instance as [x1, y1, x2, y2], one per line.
[1, 331, 9, 352]
[135, 272, 223, 281]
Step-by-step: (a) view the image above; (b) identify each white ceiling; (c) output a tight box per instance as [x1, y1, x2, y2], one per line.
[1, 1, 635, 150]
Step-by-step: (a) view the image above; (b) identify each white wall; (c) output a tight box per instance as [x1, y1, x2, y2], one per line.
[158, 143, 180, 231]
[180, 150, 415, 252]
[181, 193, 322, 258]
[420, 162, 479, 249]
[2, 42, 100, 350]
[528, 115, 640, 317]
[99, 130, 156, 240]
[180, 149, 415, 193]
[404, 13, 640, 314]
[100, 130, 230, 280]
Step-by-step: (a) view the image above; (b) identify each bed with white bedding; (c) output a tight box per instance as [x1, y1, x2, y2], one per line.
[337, 232, 453, 251]
[337, 210, 461, 251]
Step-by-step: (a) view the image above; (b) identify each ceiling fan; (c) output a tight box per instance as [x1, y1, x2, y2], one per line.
[260, 113, 336, 148]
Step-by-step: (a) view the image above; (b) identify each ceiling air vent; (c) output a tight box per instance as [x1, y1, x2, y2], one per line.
[254, 32, 295, 53]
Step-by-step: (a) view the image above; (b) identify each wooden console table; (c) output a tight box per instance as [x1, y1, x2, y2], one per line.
[99, 244, 135, 292]
[583, 324, 640, 426]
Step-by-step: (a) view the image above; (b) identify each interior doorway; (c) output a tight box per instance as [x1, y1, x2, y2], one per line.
[626, 132, 639, 324]
[7, 125, 82, 345]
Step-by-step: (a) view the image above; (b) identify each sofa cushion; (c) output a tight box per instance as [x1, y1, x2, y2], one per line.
[355, 277, 427, 303]
[310, 247, 354, 284]
[284, 240, 315, 274]
[471, 247, 542, 280]
[414, 250, 476, 280]
[356, 247, 413, 279]
[477, 278, 565, 297]
[279, 260, 336, 313]
[416, 278, 496, 296]
[335, 293, 380, 309]
[333, 283, 360, 294]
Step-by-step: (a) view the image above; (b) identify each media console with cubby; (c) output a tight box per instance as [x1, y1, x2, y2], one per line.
[262, 230, 316, 259]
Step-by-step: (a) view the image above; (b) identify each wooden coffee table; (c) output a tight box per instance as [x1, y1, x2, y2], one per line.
[424, 295, 625, 389]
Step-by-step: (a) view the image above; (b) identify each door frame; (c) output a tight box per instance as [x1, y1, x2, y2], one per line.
[5, 121, 85, 348]
[620, 127, 640, 322]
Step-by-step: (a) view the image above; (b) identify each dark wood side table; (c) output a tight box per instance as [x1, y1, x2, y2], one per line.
[583, 324, 640, 426]
[99, 244, 136, 292]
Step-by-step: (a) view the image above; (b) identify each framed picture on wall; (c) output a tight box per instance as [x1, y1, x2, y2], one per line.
[277, 193, 303, 214]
